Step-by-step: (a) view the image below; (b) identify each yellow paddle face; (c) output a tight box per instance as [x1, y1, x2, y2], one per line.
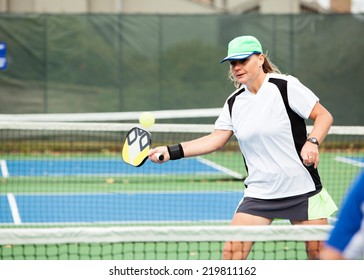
[122, 127, 151, 167]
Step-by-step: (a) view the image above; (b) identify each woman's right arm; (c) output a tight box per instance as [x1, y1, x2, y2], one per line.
[148, 129, 233, 163]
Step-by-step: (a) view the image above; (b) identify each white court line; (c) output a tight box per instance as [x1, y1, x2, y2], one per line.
[197, 157, 243, 179]
[7, 193, 22, 225]
[335, 156, 364, 167]
[0, 159, 9, 178]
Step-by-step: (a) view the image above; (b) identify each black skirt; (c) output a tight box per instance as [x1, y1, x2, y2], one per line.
[235, 188, 321, 220]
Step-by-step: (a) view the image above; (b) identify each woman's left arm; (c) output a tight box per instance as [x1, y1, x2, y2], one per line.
[301, 102, 333, 168]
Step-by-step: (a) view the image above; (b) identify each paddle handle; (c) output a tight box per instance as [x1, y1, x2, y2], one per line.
[155, 153, 164, 162]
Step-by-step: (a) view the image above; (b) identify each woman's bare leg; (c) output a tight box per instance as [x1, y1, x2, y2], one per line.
[222, 213, 272, 260]
[291, 218, 328, 259]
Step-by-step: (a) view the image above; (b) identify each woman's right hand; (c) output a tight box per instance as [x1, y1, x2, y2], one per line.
[148, 147, 169, 163]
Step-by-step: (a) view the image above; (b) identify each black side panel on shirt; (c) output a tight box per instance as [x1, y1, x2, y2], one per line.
[227, 88, 245, 117]
[268, 78, 322, 191]
[227, 87, 247, 187]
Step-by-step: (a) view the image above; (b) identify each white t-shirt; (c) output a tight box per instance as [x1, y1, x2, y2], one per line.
[215, 73, 320, 199]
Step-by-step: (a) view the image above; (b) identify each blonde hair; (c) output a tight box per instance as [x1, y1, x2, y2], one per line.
[228, 52, 281, 89]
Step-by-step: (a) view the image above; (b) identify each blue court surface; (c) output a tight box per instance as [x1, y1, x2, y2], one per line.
[0, 157, 243, 225]
[1, 157, 232, 177]
[0, 192, 243, 225]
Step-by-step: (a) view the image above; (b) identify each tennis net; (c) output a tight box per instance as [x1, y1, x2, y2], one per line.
[0, 225, 332, 260]
[0, 122, 363, 226]
[0, 108, 222, 124]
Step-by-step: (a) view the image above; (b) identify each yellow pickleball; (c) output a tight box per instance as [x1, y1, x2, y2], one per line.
[139, 112, 155, 128]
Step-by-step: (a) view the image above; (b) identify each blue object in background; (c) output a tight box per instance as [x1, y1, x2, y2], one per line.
[0, 42, 7, 70]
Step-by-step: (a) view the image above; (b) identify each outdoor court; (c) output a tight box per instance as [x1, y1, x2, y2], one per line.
[0, 155, 362, 225]
[0, 157, 243, 225]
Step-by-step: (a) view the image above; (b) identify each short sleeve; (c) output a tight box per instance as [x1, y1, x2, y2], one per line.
[287, 76, 319, 119]
[214, 101, 233, 131]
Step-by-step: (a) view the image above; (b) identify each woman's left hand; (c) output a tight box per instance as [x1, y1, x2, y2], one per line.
[300, 142, 320, 168]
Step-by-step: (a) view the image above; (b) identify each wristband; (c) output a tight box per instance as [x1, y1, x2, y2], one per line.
[167, 144, 184, 160]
